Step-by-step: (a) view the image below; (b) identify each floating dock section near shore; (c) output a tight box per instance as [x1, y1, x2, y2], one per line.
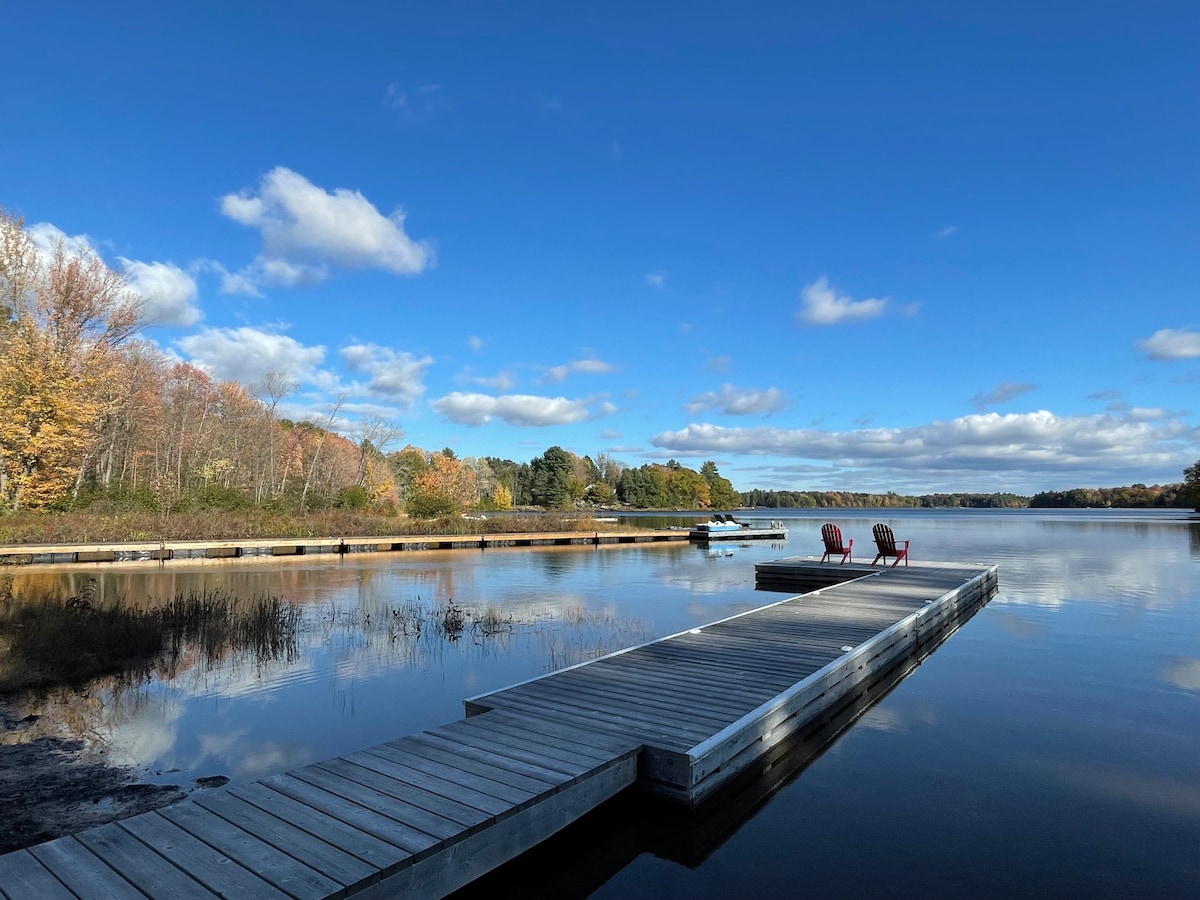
[0, 558, 997, 899]
[0, 526, 788, 567]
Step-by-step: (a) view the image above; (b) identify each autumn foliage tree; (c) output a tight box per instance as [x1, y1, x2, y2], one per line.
[0, 210, 141, 509]
[406, 450, 479, 517]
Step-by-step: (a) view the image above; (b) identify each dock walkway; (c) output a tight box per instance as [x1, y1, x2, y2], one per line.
[0, 527, 785, 567]
[0, 559, 997, 899]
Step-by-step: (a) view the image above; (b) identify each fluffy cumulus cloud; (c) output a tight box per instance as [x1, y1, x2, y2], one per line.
[430, 392, 613, 427]
[1138, 328, 1200, 360]
[219, 167, 433, 289]
[541, 358, 617, 383]
[176, 327, 325, 388]
[650, 410, 1199, 489]
[26, 223, 201, 327]
[686, 384, 788, 416]
[120, 259, 202, 327]
[25, 222, 97, 259]
[970, 381, 1037, 410]
[796, 276, 888, 326]
[340, 343, 432, 411]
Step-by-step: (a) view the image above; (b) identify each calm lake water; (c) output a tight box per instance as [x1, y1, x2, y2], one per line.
[7, 509, 1200, 897]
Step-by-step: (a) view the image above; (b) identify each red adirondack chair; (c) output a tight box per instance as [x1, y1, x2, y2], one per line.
[820, 523, 852, 564]
[871, 523, 909, 567]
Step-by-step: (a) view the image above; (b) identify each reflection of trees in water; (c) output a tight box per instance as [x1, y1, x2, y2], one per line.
[311, 593, 653, 676]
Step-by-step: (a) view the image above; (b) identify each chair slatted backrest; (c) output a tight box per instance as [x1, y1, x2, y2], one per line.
[873, 523, 897, 554]
[822, 523, 844, 552]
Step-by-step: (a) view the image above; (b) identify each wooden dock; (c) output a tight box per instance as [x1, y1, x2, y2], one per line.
[0, 530, 686, 566]
[0, 559, 997, 899]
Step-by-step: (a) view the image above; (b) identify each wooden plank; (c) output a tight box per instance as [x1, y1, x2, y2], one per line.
[478, 686, 718, 744]
[28, 837, 145, 900]
[398, 734, 571, 787]
[519, 679, 738, 734]
[495, 679, 731, 734]
[289, 763, 466, 841]
[120, 812, 290, 899]
[366, 743, 538, 807]
[562, 660, 768, 712]
[461, 716, 640, 763]
[315, 757, 492, 830]
[191, 789, 378, 889]
[342, 749, 513, 817]
[0, 850, 75, 900]
[589, 652, 794, 702]
[555, 664, 753, 715]
[407, 731, 583, 785]
[480, 709, 642, 756]
[259, 773, 442, 856]
[383, 738, 551, 797]
[431, 720, 610, 771]
[608, 644, 811, 685]
[159, 801, 345, 900]
[474, 693, 701, 751]
[76, 822, 218, 899]
[229, 782, 412, 875]
[639, 640, 836, 674]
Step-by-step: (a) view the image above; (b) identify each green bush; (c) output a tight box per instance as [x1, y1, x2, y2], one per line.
[336, 485, 370, 510]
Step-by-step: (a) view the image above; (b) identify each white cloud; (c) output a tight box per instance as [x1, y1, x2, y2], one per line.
[340, 343, 432, 410]
[176, 327, 325, 387]
[1138, 328, 1200, 360]
[430, 392, 612, 427]
[686, 384, 788, 416]
[121, 259, 202, 327]
[458, 369, 516, 392]
[219, 167, 433, 289]
[24, 223, 202, 327]
[541, 358, 617, 383]
[386, 83, 446, 118]
[970, 381, 1037, 410]
[650, 410, 1199, 488]
[796, 276, 888, 326]
[26, 222, 97, 259]
[933, 225, 958, 239]
[706, 355, 732, 373]
[645, 272, 665, 289]
[468, 335, 484, 351]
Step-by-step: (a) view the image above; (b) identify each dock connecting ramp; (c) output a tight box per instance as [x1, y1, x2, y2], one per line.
[0, 559, 997, 899]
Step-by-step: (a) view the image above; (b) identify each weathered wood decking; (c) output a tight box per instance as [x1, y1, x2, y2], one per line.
[0, 531, 686, 566]
[0, 527, 786, 567]
[0, 559, 997, 899]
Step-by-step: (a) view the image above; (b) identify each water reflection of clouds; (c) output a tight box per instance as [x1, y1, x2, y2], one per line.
[1043, 760, 1200, 822]
[1161, 657, 1200, 692]
[857, 707, 907, 733]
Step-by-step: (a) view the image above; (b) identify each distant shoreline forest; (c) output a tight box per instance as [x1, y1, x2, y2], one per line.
[740, 483, 1192, 510]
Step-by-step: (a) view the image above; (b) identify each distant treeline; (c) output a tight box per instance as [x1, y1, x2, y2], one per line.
[1028, 483, 1189, 509]
[742, 484, 1191, 510]
[738, 490, 1027, 509]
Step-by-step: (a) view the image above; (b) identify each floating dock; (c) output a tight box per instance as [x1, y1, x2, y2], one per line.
[0, 527, 788, 567]
[0, 558, 997, 899]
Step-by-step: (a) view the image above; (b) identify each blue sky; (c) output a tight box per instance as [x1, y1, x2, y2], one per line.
[5, 1, 1197, 494]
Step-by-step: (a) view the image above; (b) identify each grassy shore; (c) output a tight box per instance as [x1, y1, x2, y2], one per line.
[0, 508, 621, 546]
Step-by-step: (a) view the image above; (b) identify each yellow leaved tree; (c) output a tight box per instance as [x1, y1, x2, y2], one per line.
[0, 210, 142, 509]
